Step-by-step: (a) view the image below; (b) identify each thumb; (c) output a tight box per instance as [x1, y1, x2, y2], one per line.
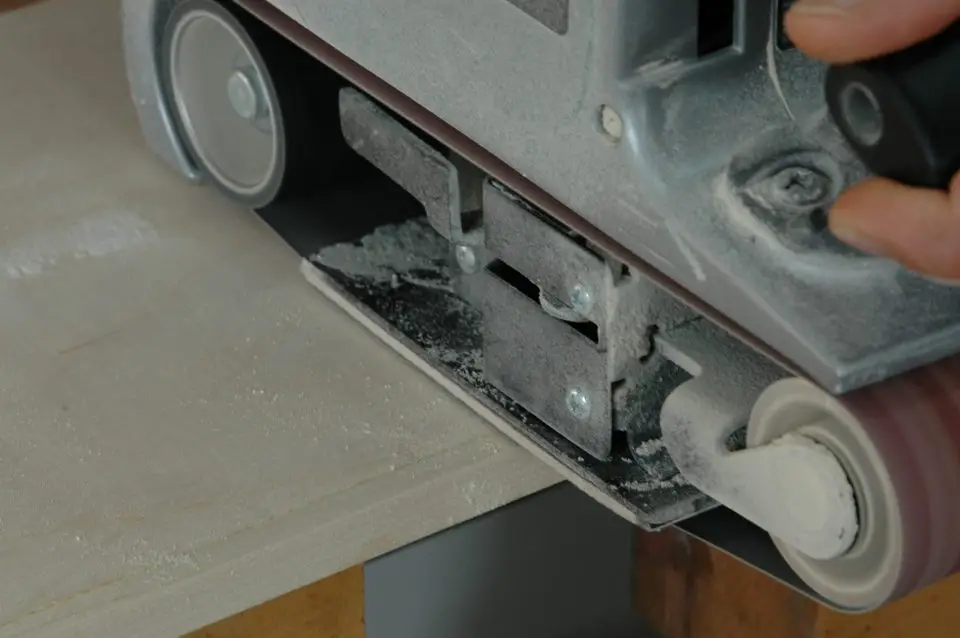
[786, 0, 960, 63]
[829, 175, 960, 281]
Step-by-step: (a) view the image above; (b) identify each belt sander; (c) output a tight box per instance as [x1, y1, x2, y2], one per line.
[122, 0, 960, 612]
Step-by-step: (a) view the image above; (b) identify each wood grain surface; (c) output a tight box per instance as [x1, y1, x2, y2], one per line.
[0, 0, 555, 635]
[183, 566, 365, 638]
[635, 527, 960, 638]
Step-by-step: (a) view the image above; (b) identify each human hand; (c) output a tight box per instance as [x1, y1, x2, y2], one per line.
[785, 0, 960, 280]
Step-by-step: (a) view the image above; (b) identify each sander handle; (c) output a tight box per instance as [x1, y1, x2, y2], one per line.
[825, 20, 960, 190]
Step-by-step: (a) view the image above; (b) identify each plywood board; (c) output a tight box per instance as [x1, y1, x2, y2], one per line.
[0, 1, 557, 636]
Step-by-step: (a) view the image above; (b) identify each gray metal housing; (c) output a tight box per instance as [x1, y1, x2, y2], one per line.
[122, 0, 960, 393]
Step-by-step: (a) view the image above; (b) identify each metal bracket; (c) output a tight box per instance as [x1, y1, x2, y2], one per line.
[475, 180, 696, 459]
[338, 87, 483, 245]
[336, 85, 703, 462]
[478, 267, 614, 458]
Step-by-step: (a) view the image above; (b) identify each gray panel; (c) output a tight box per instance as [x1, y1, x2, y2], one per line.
[505, 0, 568, 35]
[364, 484, 651, 638]
[480, 270, 613, 459]
[339, 87, 481, 243]
[485, 180, 611, 330]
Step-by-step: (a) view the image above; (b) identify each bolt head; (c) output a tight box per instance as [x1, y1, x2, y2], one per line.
[566, 388, 592, 421]
[455, 244, 479, 273]
[227, 70, 260, 121]
[569, 283, 594, 315]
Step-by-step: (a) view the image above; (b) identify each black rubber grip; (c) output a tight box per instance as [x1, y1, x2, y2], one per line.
[825, 20, 960, 190]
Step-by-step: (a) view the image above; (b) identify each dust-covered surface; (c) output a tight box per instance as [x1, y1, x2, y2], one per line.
[275, 0, 960, 392]
[310, 217, 716, 528]
[646, 60, 960, 392]
[312, 211, 452, 285]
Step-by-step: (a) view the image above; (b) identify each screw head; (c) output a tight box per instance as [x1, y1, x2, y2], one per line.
[455, 244, 479, 273]
[569, 283, 594, 315]
[227, 70, 260, 121]
[566, 388, 592, 421]
[599, 105, 623, 141]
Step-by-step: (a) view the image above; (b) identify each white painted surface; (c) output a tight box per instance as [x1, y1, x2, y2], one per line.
[0, 1, 558, 636]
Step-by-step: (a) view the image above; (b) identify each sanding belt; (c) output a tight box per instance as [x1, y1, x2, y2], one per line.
[851, 360, 960, 600]
[755, 360, 960, 610]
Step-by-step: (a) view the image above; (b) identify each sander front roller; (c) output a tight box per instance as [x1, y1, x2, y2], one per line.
[657, 318, 960, 611]
[748, 362, 960, 611]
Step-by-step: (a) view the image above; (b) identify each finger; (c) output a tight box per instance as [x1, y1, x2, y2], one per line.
[785, 0, 960, 64]
[828, 175, 960, 281]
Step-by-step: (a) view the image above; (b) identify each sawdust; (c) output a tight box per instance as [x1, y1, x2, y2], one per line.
[621, 473, 686, 494]
[633, 439, 663, 457]
[310, 217, 449, 283]
[2, 210, 158, 279]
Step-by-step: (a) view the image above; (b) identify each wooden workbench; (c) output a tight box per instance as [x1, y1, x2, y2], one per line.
[634, 526, 960, 638]
[0, 1, 557, 635]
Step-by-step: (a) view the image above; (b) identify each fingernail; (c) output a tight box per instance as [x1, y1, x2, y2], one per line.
[790, 0, 860, 16]
[829, 222, 889, 256]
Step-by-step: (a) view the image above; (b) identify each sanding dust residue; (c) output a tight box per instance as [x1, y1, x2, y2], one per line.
[711, 169, 896, 285]
[3, 210, 158, 279]
[311, 217, 451, 291]
[621, 473, 686, 494]
[310, 217, 713, 527]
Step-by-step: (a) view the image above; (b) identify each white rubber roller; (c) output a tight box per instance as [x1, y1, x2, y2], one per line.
[748, 368, 960, 612]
